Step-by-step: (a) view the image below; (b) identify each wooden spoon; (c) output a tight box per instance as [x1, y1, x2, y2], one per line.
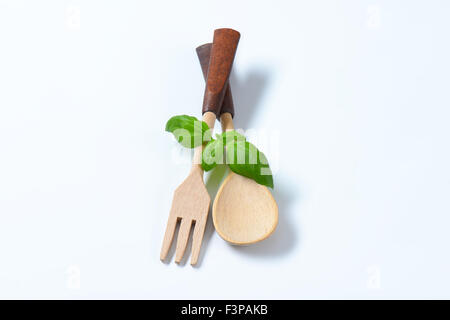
[196, 44, 278, 245]
[213, 114, 278, 245]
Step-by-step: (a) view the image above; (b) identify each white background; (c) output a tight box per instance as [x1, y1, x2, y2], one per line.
[1, 0, 450, 299]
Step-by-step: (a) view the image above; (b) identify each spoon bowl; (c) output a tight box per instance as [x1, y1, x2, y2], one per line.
[213, 172, 278, 245]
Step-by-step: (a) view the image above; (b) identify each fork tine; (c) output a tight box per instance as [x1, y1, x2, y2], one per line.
[160, 214, 178, 261]
[175, 218, 193, 263]
[190, 217, 207, 266]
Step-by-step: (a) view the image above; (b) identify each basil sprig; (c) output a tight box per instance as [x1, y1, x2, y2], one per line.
[166, 115, 274, 188]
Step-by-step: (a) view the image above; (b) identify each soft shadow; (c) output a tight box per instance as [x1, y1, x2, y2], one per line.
[193, 69, 271, 266]
[192, 165, 229, 267]
[229, 68, 270, 129]
[230, 175, 299, 258]
[195, 67, 300, 262]
[230, 68, 299, 258]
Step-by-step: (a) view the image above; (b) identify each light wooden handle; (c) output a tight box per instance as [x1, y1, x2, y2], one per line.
[220, 113, 234, 132]
[192, 111, 216, 169]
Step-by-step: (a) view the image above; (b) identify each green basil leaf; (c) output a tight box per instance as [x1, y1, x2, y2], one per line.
[202, 139, 217, 171]
[165, 115, 211, 148]
[201, 138, 226, 171]
[220, 130, 246, 145]
[225, 140, 274, 189]
[165, 118, 274, 188]
[201, 130, 244, 172]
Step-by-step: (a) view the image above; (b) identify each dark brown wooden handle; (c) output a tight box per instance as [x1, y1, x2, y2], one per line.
[202, 28, 240, 116]
[196, 43, 234, 118]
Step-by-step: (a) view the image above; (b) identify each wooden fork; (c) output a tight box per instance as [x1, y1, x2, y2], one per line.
[160, 29, 240, 265]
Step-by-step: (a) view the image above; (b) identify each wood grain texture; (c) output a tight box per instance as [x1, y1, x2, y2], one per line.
[202, 29, 240, 116]
[160, 112, 216, 265]
[196, 43, 234, 118]
[212, 113, 278, 245]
